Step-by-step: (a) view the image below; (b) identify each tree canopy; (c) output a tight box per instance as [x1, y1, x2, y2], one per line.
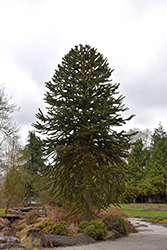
[124, 123, 167, 203]
[33, 44, 134, 220]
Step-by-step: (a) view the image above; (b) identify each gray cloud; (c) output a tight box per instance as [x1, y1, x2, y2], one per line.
[126, 44, 167, 108]
[11, 34, 61, 86]
[2, 0, 167, 143]
[126, 0, 167, 19]
[116, 41, 167, 130]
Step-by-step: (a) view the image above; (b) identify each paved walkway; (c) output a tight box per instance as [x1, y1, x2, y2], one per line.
[55, 218, 167, 250]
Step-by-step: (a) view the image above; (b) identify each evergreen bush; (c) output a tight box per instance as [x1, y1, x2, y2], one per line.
[102, 215, 128, 235]
[42, 221, 69, 235]
[78, 220, 90, 232]
[84, 220, 107, 240]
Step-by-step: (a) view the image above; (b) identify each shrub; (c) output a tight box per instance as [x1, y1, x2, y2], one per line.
[78, 220, 90, 233]
[159, 219, 167, 224]
[84, 220, 107, 240]
[102, 215, 128, 236]
[102, 215, 114, 231]
[42, 221, 69, 235]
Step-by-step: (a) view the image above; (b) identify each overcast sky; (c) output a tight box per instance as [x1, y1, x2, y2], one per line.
[0, 0, 167, 144]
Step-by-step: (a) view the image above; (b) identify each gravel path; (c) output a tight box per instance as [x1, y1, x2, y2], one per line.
[54, 218, 167, 250]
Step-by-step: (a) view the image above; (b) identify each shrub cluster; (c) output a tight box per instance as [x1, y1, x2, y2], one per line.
[35, 215, 128, 239]
[36, 221, 69, 235]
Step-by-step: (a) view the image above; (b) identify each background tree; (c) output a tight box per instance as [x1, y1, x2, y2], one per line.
[145, 137, 167, 203]
[3, 137, 26, 214]
[0, 84, 25, 211]
[124, 139, 151, 202]
[150, 122, 166, 150]
[127, 128, 152, 148]
[0, 84, 20, 169]
[33, 44, 134, 220]
[22, 131, 46, 203]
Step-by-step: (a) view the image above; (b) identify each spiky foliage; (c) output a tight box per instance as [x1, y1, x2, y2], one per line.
[33, 44, 134, 220]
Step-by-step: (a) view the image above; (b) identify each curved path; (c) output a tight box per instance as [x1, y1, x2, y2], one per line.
[55, 218, 167, 250]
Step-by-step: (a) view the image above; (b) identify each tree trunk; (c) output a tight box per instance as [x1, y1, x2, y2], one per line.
[5, 197, 12, 215]
[82, 159, 92, 222]
[82, 187, 92, 221]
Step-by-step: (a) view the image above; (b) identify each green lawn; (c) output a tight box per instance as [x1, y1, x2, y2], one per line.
[120, 203, 167, 218]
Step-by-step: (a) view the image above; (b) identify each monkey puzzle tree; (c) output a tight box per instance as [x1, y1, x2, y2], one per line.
[33, 44, 134, 220]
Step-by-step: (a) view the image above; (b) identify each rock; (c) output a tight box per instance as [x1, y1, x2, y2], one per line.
[1, 215, 25, 223]
[41, 233, 97, 247]
[14, 207, 33, 213]
[135, 224, 148, 228]
[0, 243, 29, 249]
[105, 230, 123, 240]
[41, 234, 77, 247]
[2, 227, 15, 236]
[0, 218, 10, 227]
[0, 234, 20, 243]
[73, 233, 97, 245]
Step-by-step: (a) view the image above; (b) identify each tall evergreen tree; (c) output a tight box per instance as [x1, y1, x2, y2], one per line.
[33, 44, 134, 220]
[23, 131, 45, 203]
[145, 137, 167, 202]
[124, 139, 151, 202]
[151, 122, 166, 150]
[26, 131, 45, 173]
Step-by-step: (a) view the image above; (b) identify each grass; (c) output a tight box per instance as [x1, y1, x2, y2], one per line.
[120, 203, 167, 218]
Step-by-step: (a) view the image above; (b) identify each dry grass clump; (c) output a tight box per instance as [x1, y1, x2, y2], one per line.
[46, 205, 82, 225]
[98, 206, 129, 220]
[46, 205, 129, 225]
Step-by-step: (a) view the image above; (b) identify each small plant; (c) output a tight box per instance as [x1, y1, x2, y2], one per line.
[159, 219, 167, 224]
[148, 216, 167, 224]
[42, 221, 69, 235]
[35, 221, 54, 230]
[102, 215, 128, 236]
[0, 209, 5, 216]
[25, 211, 39, 224]
[84, 220, 107, 240]
[16, 226, 25, 231]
